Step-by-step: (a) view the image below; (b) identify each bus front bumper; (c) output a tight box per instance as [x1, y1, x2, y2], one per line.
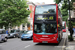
[33, 37, 59, 43]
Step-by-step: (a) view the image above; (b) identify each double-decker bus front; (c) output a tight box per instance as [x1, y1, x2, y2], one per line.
[33, 4, 62, 43]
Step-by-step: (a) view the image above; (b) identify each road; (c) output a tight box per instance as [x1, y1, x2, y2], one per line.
[0, 32, 68, 50]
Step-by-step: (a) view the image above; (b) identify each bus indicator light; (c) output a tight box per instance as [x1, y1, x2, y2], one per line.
[57, 38, 58, 41]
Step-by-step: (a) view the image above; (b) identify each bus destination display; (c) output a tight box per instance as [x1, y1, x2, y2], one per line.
[35, 15, 56, 21]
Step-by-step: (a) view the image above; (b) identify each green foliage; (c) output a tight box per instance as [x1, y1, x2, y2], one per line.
[54, 0, 68, 22]
[0, 0, 31, 28]
[68, 35, 73, 41]
[61, 0, 69, 22]
[61, 9, 68, 15]
[55, 0, 75, 28]
[71, 21, 75, 26]
[54, 0, 61, 4]
[54, 0, 73, 22]
[67, 21, 75, 27]
[72, 0, 75, 2]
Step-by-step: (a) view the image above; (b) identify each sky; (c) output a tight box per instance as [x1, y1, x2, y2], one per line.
[28, 0, 55, 4]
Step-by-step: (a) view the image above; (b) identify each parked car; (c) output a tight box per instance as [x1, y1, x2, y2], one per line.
[0, 29, 8, 42]
[7, 29, 20, 38]
[17, 30, 28, 38]
[21, 30, 33, 40]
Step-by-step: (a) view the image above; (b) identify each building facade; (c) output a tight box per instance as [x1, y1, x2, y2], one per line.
[14, 2, 45, 31]
[14, 2, 35, 31]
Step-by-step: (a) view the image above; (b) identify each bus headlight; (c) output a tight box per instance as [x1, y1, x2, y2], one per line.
[34, 36, 38, 39]
[52, 36, 56, 39]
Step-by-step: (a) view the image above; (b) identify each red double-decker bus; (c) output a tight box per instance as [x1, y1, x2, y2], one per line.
[33, 4, 63, 44]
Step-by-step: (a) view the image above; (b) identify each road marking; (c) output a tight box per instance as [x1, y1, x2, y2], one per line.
[25, 45, 30, 48]
[65, 46, 75, 50]
[62, 30, 68, 50]
[55, 46, 66, 48]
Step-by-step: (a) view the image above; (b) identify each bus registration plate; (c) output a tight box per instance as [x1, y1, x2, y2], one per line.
[42, 41, 48, 43]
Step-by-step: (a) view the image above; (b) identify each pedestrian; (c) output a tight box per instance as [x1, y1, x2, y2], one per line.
[69, 27, 74, 41]
[69, 27, 73, 36]
[73, 26, 75, 36]
[6, 29, 9, 34]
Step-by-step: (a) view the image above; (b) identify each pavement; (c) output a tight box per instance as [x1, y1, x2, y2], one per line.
[65, 30, 75, 50]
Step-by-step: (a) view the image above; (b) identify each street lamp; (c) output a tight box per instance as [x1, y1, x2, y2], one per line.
[68, 0, 71, 27]
[68, 0, 73, 40]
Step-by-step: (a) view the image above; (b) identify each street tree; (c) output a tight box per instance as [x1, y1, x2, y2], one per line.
[0, 0, 31, 29]
[54, 0, 62, 4]
[54, 0, 69, 22]
[61, 0, 69, 21]
[54, 0, 74, 21]
[54, 0, 75, 41]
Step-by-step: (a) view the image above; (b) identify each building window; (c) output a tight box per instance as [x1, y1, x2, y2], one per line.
[27, 23, 30, 27]
[27, 23, 30, 30]
[22, 24, 25, 30]
[74, 10, 75, 12]
[22, 24, 25, 27]
[73, 4, 75, 8]
[27, 8, 29, 10]
[73, 2, 75, 8]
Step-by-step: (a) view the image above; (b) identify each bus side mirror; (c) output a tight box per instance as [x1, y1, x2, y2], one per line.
[57, 24, 60, 27]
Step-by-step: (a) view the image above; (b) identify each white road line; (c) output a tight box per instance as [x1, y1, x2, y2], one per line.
[62, 30, 68, 50]
[24, 45, 30, 48]
[55, 46, 66, 48]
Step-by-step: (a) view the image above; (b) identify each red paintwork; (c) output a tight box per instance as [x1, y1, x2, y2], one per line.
[62, 29, 66, 32]
[56, 4, 58, 42]
[33, 6, 35, 34]
[33, 33, 58, 43]
[33, 4, 62, 43]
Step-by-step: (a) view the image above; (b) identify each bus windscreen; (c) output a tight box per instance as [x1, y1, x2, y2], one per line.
[34, 23, 57, 35]
[35, 5, 56, 14]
